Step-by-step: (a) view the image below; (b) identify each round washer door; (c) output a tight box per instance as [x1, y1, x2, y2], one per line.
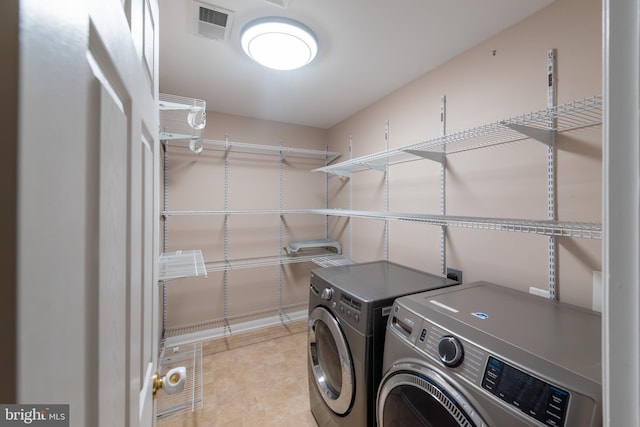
[377, 363, 488, 427]
[308, 306, 355, 415]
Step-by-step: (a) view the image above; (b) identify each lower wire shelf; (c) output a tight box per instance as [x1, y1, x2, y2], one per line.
[163, 302, 309, 347]
[204, 252, 353, 272]
[156, 342, 203, 420]
[161, 252, 352, 347]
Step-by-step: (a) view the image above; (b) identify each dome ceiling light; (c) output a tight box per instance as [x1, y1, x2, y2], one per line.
[240, 17, 318, 70]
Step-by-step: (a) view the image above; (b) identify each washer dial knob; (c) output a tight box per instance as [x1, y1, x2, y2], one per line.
[437, 335, 464, 367]
[320, 287, 333, 301]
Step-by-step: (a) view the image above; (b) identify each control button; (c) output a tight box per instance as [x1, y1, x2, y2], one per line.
[548, 402, 563, 412]
[331, 302, 336, 309]
[550, 393, 568, 407]
[482, 377, 497, 391]
[437, 335, 464, 367]
[544, 390, 568, 425]
[320, 288, 333, 301]
[544, 418, 560, 426]
[346, 310, 351, 318]
[339, 305, 344, 313]
[354, 314, 359, 322]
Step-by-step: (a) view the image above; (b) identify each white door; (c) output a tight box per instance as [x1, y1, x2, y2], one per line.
[17, 1, 160, 426]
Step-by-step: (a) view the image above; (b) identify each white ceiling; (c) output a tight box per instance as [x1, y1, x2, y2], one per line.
[158, 0, 555, 129]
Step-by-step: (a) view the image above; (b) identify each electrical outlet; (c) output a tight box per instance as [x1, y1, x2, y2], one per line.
[529, 287, 550, 299]
[592, 271, 602, 312]
[446, 267, 463, 284]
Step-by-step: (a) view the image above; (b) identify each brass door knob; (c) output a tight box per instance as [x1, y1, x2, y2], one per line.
[153, 366, 187, 398]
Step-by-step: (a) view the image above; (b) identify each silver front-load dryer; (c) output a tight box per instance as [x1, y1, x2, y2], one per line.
[308, 261, 459, 427]
[377, 281, 602, 427]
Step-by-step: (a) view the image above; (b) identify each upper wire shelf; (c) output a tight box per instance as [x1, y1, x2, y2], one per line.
[164, 138, 341, 163]
[314, 95, 603, 176]
[162, 209, 318, 217]
[158, 250, 208, 282]
[159, 93, 207, 113]
[159, 94, 206, 143]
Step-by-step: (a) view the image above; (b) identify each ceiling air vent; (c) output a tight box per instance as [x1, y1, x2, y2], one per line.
[193, 1, 234, 41]
[264, 0, 291, 7]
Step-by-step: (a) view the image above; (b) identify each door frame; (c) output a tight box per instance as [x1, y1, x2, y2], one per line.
[602, 0, 640, 426]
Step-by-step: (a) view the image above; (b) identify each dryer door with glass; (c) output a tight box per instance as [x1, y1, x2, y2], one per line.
[308, 306, 355, 415]
[377, 363, 488, 427]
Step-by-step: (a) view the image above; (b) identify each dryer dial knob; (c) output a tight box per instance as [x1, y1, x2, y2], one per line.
[437, 335, 464, 367]
[320, 288, 333, 301]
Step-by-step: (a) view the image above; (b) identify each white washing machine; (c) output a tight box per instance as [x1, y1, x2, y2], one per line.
[377, 281, 602, 427]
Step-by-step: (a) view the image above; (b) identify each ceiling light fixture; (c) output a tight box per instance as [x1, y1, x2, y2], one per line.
[240, 17, 318, 70]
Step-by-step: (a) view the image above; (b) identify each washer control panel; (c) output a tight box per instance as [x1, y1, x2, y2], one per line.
[482, 356, 570, 427]
[416, 318, 571, 427]
[437, 335, 464, 367]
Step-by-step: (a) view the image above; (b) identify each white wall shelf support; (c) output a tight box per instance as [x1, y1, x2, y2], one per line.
[362, 162, 387, 172]
[277, 144, 285, 315]
[502, 123, 554, 146]
[349, 137, 353, 260]
[223, 133, 230, 334]
[404, 150, 445, 163]
[384, 120, 390, 261]
[439, 95, 447, 275]
[330, 169, 353, 178]
[324, 146, 330, 240]
[547, 48, 558, 300]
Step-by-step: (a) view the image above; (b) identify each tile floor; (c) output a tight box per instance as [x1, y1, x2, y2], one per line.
[157, 320, 318, 427]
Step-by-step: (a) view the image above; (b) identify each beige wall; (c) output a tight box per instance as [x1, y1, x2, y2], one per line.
[164, 112, 329, 328]
[327, 0, 602, 308]
[165, 0, 602, 329]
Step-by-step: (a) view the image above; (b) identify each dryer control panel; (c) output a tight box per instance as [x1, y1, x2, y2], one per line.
[338, 293, 362, 323]
[482, 356, 570, 427]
